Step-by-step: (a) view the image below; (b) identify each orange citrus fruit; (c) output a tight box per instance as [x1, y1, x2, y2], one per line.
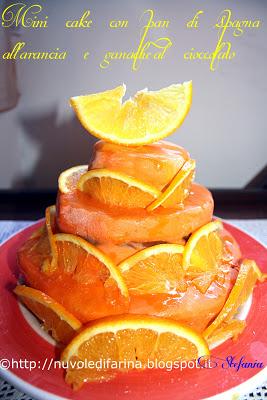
[147, 159, 196, 211]
[185, 227, 241, 294]
[249, 259, 267, 282]
[77, 169, 160, 208]
[18, 227, 239, 332]
[58, 165, 88, 194]
[61, 314, 209, 389]
[24, 220, 52, 275]
[70, 82, 192, 146]
[118, 244, 185, 294]
[18, 231, 129, 322]
[14, 285, 82, 344]
[206, 320, 246, 348]
[41, 205, 58, 273]
[219, 228, 241, 264]
[182, 220, 224, 272]
[203, 259, 259, 339]
[53, 233, 128, 298]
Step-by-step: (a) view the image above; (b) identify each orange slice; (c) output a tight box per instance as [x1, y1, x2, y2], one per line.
[59, 165, 88, 194]
[41, 205, 58, 273]
[14, 285, 82, 344]
[203, 259, 259, 339]
[54, 233, 129, 299]
[118, 244, 185, 294]
[206, 320, 246, 348]
[77, 169, 160, 208]
[249, 259, 267, 282]
[147, 159, 195, 211]
[182, 220, 224, 272]
[27, 206, 57, 274]
[70, 82, 192, 146]
[17, 231, 129, 322]
[61, 314, 209, 389]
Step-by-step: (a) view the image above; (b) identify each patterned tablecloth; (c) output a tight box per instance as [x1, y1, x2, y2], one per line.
[0, 219, 266, 400]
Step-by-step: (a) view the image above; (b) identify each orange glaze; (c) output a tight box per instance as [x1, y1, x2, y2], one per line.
[56, 183, 214, 245]
[89, 140, 190, 190]
[18, 230, 239, 331]
[17, 237, 129, 323]
[220, 228, 241, 264]
[129, 264, 237, 333]
[96, 242, 148, 265]
[18, 222, 240, 332]
[126, 228, 241, 332]
[96, 228, 241, 332]
[17, 136, 242, 332]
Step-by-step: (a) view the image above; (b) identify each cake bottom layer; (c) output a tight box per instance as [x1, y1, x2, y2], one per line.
[56, 183, 214, 244]
[128, 266, 237, 333]
[18, 243, 236, 332]
[17, 224, 240, 332]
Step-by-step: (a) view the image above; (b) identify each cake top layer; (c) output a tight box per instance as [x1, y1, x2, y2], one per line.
[90, 140, 190, 191]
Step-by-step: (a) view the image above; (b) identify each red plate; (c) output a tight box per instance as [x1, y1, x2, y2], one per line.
[0, 220, 266, 400]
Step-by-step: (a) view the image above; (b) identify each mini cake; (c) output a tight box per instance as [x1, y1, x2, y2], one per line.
[15, 82, 265, 389]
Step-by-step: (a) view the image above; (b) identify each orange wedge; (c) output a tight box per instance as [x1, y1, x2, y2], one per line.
[59, 165, 88, 194]
[54, 233, 129, 298]
[203, 259, 260, 339]
[118, 244, 185, 294]
[61, 314, 209, 389]
[14, 285, 82, 344]
[147, 159, 196, 211]
[77, 169, 160, 208]
[182, 220, 224, 272]
[70, 82, 192, 146]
